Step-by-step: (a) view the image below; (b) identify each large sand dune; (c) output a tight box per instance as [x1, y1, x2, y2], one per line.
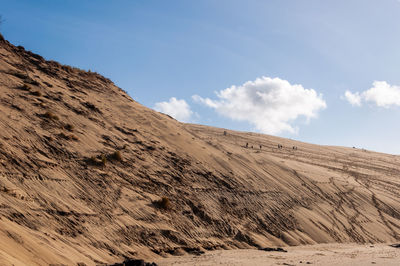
[0, 34, 399, 265]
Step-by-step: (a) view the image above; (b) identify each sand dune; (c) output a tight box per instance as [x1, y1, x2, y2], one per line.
[0, 34, 399, 265]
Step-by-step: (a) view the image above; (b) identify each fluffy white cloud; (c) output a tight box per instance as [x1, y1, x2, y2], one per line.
[193, 76, 327, 134]
[344, 81, 400, 108]
[154, 97, 193, 122]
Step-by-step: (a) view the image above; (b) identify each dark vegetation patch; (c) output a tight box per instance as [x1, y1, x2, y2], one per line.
[25, 78, 40, 86]
[153, 246, 205, 256]
[87, 154, 107, 167]
[7, 212, 38, 230]
[153, 197, 172, 210]
[114, 126, 138, 136]
[182, 246, 205, 255]
[30, 90, 42, 97]
[108, 259, 158, 266]
[45, 94, 62, 102]
[64, 123, 74, 132]
[43, 111, 59, 121]
[82, 101, 102, 113]
[108, 150, 122, 161]
[19, 83, 32, 91]
[259, 247, 288, 252]
[87, 150, 124, 167]
[63, 102, 86, 115]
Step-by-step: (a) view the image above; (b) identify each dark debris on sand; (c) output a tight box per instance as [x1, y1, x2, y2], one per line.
[107, 259, 157, 266]
[259, 247, 288, 252]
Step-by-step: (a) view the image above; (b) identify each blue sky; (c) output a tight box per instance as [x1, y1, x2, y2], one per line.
[2, 0, 400, 154]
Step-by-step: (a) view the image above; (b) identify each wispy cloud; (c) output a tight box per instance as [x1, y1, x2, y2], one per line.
[193, 76, 326, 134]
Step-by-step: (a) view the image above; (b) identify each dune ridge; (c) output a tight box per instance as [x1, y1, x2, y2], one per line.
[0, 36, 399, 265]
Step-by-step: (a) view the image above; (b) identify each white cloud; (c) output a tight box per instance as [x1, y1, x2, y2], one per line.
[193, 76, 327, 134]
[344, 81, 400, 108]
[344, 90, 362, 106]
[154, 97, 193, 122]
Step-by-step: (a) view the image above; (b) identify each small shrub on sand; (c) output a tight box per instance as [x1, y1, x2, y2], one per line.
[43, 111, 59, 120]
[20, 84, 32, 91]
[109, 150, 122, 161]
[31, 90, 42, 97]
[154, 197, 172, 210]
[88, 154, 107, 167]
[88, 156, 97, 165]
[24, 78, 40, 86]
[100, 154, 107, 166]
[64, 123, 74, 132]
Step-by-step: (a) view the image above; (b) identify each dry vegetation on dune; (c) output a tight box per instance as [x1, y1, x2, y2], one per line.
[0, 36, 400, 265]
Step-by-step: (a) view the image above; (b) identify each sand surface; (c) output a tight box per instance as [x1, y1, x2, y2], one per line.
[0, 34, 400, 265]
[156, 244, 400, 266]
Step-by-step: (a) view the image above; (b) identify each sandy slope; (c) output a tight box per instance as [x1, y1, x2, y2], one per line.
[0, 34, 400, 265]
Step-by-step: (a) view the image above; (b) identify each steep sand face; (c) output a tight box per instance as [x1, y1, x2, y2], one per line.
[0, 35, 400, 265]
